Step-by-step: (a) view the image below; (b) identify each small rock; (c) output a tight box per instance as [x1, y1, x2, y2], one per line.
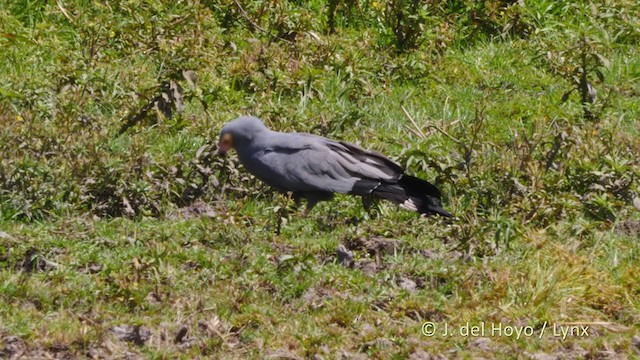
[419, 249, 438, 259]
[409, 350, 447, 360]
[524, 352, 556, 360]
[175, 201, 217, 219]
[266, 348, 303, 359]
[1, 336, 26, 356]
[86, 347, 99, 359]
[347, 236, 398, 256]
[409, 350, 431, 360]
[374, 338, 393, 348]
[315, 346, 331, 358]
[355, 259, 378, 276]
[398, 277, 417, 292]
[337, 244, 353, 267]
[355, 323, 373, 337]
[469, 337, 492, 351]
[632, 336, 640, 350]
[367, 237, 398, 255]
[123, 351, 145, 360]
[111, 325, 151, 346]
[174, 324, 188, 343]
[87, 263, 103, 274]
[302, 287, 318, 302]
[633, 197, 640, 212]
[594, 350, 617, 359]
[361, 337, 394, 352]
[615, 219, 640, 237]
[21, 248, 59, 273]
[198, 315, 225, 338]
[302, 287, 327, 309]
[182, 70, 198, 88]
[145, 291, 162, 305]
[0, 231, 14, 240]
[339, 351, 368, 360]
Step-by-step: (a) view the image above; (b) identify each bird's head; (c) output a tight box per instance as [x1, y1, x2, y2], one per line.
[217, 116, 267, 155]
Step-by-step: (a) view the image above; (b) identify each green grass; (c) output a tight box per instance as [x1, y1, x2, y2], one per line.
[1, 213, 638, 358]
[1, 0, 640, 358]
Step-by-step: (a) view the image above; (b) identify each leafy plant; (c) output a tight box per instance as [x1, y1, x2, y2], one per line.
[532, 1, 621, 121]
[379, 0, 430, 52]
[550, 34, 611, 121]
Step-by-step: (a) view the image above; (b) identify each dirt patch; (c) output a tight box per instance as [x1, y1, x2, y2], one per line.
[397, 276, 419, 292]
[79, 262, 104, 274]
[468, 337, 492, 351]
[632, 336, 640, 351]
[336, 236, 451, 277]
[181, 260, 199, 271]
[266, 348, 304, 359]
[524, 349, 588, 360]
[404, 307, 447, 322]
[103, 315, 242, 355]
[0, 336, 76, 359]
[302, 286, 340, 310]
[174, 324, 189, 344]
[1, 336, 25, 358]
[524, 341, 631, 360]
[360, 337, 394, 352]
[335, 237, 400, 274]
[111, 325, 152, 346]
[409, 350, 447, 360]
[345, 236, 399, 256]
[354, 259, 379, 276]
[615, 219, 640, 237]
[344, 236, 452, 260]
[335, 243, 384, 276]
[337, 350, 369, 360]
[337, 244, 354, 267]
[172, 201, 217, 219]
[19, 247, 59, 273]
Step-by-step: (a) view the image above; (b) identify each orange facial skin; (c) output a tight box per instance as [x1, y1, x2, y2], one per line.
[217, 133, 234, 155]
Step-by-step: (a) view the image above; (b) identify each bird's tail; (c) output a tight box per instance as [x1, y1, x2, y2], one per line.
[373, 175, 452, 217]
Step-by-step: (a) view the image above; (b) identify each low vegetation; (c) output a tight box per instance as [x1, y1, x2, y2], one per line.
[1, 0, 639, 358]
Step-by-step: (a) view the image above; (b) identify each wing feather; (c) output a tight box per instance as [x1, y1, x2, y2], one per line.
[328, 141, 403, 181]
[251, 134, 404, 195]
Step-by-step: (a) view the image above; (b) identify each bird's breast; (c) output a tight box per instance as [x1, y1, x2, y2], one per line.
[236, 148, 292, 188]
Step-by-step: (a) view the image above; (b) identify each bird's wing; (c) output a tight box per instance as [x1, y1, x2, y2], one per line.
[257, 135, 404, 194]
[331, 141, 404, 181]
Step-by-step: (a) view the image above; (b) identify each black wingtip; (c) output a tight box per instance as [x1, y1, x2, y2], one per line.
[426, 207, 453, 217]
[400, 174, 441, 199]
[420, 196, 453, 217]
[369, 174, 453, 217]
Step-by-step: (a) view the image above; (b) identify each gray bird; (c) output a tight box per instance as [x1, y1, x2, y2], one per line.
[217, 116, 452, 217]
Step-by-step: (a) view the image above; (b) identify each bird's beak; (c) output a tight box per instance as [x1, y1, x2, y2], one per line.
[217, 142, 228, 156]
[217, 133, 233, 156]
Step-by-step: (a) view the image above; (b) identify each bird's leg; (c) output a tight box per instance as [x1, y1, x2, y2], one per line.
[292, 192, 304, 209]
[274, 192, 294, 235]
[361, 194, 374, 213]
[361, 194, 380, 219]
[304, 197, 319, 216]
[303, 192, 334, 216]
[275, 216, 282, 235]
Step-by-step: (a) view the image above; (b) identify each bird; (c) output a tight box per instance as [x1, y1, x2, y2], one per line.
[217, 116, 452, 217]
